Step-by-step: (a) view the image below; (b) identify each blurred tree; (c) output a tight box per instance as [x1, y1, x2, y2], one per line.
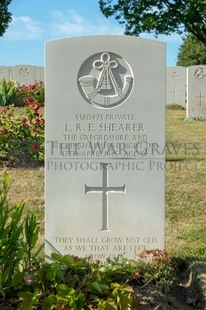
[0, 0, 12, 37]
[177, 34, 206, 66]
[99, 0, 206, 45]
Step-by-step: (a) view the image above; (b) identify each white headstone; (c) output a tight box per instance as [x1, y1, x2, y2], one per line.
[187, 65, 206, 118]
[35, 66, 44, 82]
[45, 35, 166, 260]
[13, 65, 35, 85]
[0, 66, 12, 81]
[166, 66, 186, 108]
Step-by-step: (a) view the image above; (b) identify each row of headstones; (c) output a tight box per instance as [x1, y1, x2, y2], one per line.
[1, 64, 205, 118]
[0, 65, 44, 86]
[167, 65, 206, 119]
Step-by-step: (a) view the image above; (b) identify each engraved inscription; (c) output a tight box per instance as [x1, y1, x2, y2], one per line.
[85, 163, 125, 231]
[52, 235, 160, 259]
[78, 52, 134, 109]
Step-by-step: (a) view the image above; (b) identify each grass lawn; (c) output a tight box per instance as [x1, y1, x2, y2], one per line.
[0, 108, 206, 260]
[166, 108, 206, 259]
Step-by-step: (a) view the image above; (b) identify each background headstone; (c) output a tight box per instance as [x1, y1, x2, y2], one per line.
[187, 65, 206, 119]
[166, 66, 186, 108]
[13, 65, 35, 85]
[35, 66, 44, 82]
[0, 66, 12, 81]
[45, 35, 166, 260]
[0, 65, 44, 84]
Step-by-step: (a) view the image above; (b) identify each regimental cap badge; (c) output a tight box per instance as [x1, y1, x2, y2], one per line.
[194, 67, 206, 80]
[78, 51, 134, 109]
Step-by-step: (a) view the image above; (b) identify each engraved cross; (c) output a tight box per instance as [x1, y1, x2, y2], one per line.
[171, 87, 178, 101]
[85, 163, 126, 231]
[196, 91, 206, 107]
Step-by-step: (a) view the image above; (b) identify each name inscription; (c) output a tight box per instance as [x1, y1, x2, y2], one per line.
[46, 112, 153, 159]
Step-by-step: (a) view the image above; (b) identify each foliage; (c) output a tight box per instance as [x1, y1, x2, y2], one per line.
[0, 81, 45, 162]
[0, 80, 45, 107]
[17, 81, 45, 107]
[0, 0, 12, 37]
[17, 250, 177, 309]
[0, 172, 43, 297]
[99, 0, 206, 46]
[177, 34, 206, 66]
[0, 78, 21, 106]
[138, 249, 176, 291]
[19, 251, 177, 310]
[25, 254, 140, 310]
[0, 104, 44, 161]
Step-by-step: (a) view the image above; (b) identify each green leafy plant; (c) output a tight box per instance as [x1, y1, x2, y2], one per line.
[0, 78, 20, 106]
[20, 253, 140, 310]
[0, 104, 44, 161]
[0, 173, 25, 293]
[0, 173, 43, 297]
[25, 212, 43, 268]
[137, 249, 176, 291]
[18, 251, 177, 309]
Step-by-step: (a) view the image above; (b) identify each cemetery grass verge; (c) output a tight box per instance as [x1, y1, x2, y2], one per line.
[166, 109, 206, 260]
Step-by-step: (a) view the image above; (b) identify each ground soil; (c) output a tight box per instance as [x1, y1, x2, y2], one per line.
[0, 285, 203, 310]
[134, 284, 203, 310]
[134, 261, 206, 310]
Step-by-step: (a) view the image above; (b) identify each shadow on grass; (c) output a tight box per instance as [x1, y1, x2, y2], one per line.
[0, 156, 44, 169]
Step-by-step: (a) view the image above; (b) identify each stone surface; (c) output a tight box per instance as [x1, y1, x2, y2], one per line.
[166, 66, 186, 108]
[0, 65, 44, 84]
[0, 66, 12, 81]
[187, 65, 206, 119]
[45, 35, 166, 260]
[35, 66, 44, 82]
[13, 65, 35, 85]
